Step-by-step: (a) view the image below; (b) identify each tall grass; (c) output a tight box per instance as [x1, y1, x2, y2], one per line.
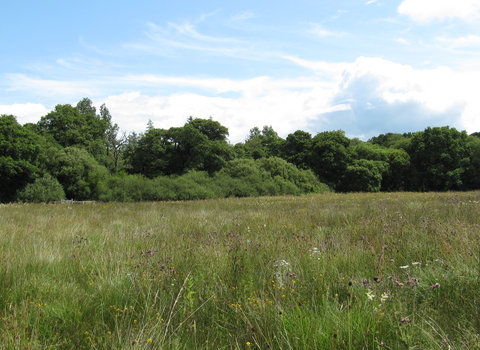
[0, 192, 479, 349]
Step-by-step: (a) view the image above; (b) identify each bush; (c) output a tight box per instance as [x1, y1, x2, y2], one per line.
[16, 174, 66, 203]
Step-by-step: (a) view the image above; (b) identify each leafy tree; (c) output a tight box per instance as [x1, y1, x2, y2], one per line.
[409, 126, 470, 191]
[462, 135, 480, 190]
[45, 147, 108, 200]
[98, 103, 124, 173]
[0, 115, 44, 202]
[350, 141, 410, 191]
[369, 132, 413, 148]
[338, 159, 387, 192]
[38, 99, 107, 149]
[187, 117, 229, 142]
[17, 174, 65, 203]
[282, 130, 312, 169]
[243, 125, 284, 159]
[469, 132, 480, 138]
[308, 130, 351, 189]
[76, 97, 97, 115]
[126, 120, 233, 178]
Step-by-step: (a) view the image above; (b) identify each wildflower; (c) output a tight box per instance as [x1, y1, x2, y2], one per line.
[366, 290, 375, 300]
[380, 292, 389, 303]
[412, 262, 421, 265]
[275, 259, 290, 267]
[431, 283, 440, 289]
[399, 265, 409, 269]
[246, 342, 251, 346]
[146, 339, 152, 342]
[400, 317, 411, 324]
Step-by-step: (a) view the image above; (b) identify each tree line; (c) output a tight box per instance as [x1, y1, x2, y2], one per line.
[1, 97, 479, 203]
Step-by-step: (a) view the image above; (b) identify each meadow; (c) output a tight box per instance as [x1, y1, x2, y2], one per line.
[0, 192, 479, 349]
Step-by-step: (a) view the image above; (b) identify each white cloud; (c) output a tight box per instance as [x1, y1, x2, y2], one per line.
[398, 0, 480, 22]
[231, 11, 258, 21]
[101, 81, 346, 143]
[6, 74, 97, 98]
[0, 103, 49, 124]
[283, 56, 349, 76]
[287, 56, 480, 136]
[437, 35, 480, 47]
[124, 21, 264, 60]
[396, 38, 411, 45]
[6, 56, 480, 142]
[308, 24, 346, 38]
[100, 56, 480, 141]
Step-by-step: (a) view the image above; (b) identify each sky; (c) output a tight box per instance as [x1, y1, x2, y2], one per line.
[1, 0, 480, 143]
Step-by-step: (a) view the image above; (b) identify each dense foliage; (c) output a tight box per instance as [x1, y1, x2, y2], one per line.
[1, 97, 480, 202]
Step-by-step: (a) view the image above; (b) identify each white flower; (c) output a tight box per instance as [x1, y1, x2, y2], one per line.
[366, 290, 375, 300]
[275, 259, 290, 267]
[380, 292, 389, 303]
[399, 265, 410, 269]
[309, 247, 321, 257]
[412, 262, 421, 265]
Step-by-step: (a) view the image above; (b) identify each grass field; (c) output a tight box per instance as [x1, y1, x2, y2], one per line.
[1, 192, 479, 349]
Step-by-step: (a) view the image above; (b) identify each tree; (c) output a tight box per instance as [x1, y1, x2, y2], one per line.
[187, 117, 229, 142]
[308, 130, 351, 189]
[0, 115, 44, 202]
[350, 141, 410, 191]
[98, 103, 124, 173]
[409, 126, 470, 191]
[338, 159, 387, 192]
[125, 120, 234, 178]
[243, 125, 284, 159]
[461, 135, 480, 190]
[45, 147, 108, 200]
[37, 99, 107, 149]
[282, 130, 312, 169]
[76, 97, 97, 115]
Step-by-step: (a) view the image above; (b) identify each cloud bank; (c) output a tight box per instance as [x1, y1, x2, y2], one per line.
[2, 56, 479, 143]
[398, 0, 480, 22]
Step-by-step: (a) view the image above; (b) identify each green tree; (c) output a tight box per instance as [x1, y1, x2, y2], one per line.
[308, 130, 351, 189]
[338, 159, 387, 193]
[461, 135, 480, 190]
[45, 147, 108, 200]
[187, 117, 229, 142]
[0, 115, 44, 202]
[350, 141, 410, 191]
[281, 130, 312, 169]
[243, 125, 284, 159]
[97, 103, 124, 173]
[126, 120, 234, 178]
[38, 100, 107, 149]
[409, 126, 470, 191]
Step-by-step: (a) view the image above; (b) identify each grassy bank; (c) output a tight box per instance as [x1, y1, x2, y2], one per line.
[1, 192, 479, 349]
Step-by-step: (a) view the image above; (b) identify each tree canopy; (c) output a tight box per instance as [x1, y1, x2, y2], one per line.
[2, 96, 480, 203]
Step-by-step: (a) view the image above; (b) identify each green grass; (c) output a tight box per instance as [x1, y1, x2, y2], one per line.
[0, 192, 479, 349]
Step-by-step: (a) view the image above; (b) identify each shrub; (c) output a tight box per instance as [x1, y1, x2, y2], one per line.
[16, 174, 66, 203]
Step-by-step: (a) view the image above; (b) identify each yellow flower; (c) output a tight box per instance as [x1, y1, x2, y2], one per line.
[147, 338, 152, 342]
[246, 342, 251, 346]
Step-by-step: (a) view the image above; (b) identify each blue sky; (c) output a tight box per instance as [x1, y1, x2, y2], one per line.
[1, 0, 480, 143]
